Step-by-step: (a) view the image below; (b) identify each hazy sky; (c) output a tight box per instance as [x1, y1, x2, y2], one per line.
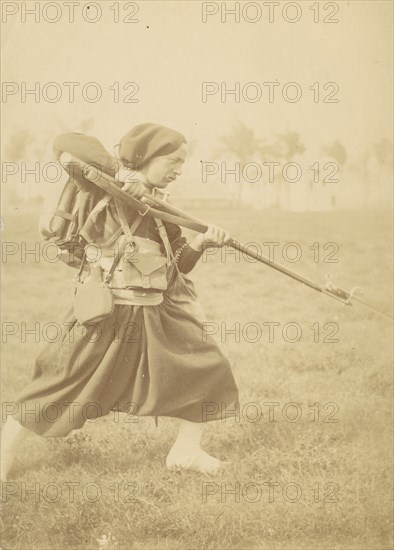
[2, 0, 393, 162]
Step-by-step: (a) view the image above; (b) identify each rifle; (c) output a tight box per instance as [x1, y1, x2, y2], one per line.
[60, 154, 393, 321]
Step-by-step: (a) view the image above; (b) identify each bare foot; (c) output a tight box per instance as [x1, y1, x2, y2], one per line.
[166, 447, 229, 475]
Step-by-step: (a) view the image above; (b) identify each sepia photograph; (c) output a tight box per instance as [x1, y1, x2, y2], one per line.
[1, 1, 393, 549]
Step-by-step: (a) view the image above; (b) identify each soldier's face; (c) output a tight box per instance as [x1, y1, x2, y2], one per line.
[142, 143, 188, 188]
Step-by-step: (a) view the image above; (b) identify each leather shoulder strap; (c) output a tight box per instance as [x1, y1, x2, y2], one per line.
[115, 199, 135, 243]
[153, 218, 173, 266]
[103, 201, 144, 284]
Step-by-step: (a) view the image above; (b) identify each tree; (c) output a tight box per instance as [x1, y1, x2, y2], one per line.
[259, 131, 306, 209]
[323, 139, 347, 166]
[276, 131, 306, 161]
[217, 122, 261, 203]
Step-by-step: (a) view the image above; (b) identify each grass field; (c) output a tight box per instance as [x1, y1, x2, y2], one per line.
[1, 203, 393, 550]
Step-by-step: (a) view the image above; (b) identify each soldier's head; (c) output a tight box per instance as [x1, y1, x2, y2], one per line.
[116, 123, 187, 187]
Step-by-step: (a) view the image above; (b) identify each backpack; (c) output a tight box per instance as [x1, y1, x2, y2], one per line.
[39, 176, 86, 268]
[38, 133, 117, 268]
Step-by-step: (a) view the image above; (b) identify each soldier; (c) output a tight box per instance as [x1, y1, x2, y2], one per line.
[1, 123, 239, 480]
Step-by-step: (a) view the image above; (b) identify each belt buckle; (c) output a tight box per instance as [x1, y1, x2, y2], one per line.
[124, 287, 147, 297]
[125, 241, 136, 254]
[133, 289, 147, 297]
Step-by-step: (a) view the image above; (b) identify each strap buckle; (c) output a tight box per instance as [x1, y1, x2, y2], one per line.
[138, 204, 151, 217]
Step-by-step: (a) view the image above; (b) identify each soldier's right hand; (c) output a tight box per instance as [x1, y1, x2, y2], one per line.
[115, 168, 149, 198]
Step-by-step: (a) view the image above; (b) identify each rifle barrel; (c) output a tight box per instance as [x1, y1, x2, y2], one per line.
[228, 239, 325, 294]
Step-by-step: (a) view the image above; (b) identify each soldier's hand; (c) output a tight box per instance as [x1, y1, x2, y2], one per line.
[189, 224, 231, 251]
[115, 168, 148, 198]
